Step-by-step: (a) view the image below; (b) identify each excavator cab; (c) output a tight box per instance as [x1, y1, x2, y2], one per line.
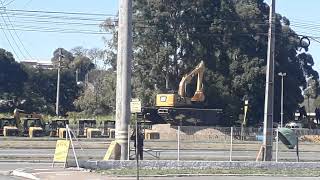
[78, 119, 101, 138]
[103, 120, 115, 138]
[22, 118, 44, 138]
[0, 117, 18, 136]
[13, 108, 44, 137]
[49, 119, 69, 138]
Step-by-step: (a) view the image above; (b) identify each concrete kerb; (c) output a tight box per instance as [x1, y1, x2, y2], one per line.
[71, 160, 320, 170]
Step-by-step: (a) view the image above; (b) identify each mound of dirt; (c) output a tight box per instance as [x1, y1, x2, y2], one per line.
[300, 135, 320, 143]
[151, 124, 229, 141]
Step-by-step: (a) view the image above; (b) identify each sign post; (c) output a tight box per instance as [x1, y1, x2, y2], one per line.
[130, 98, 141, 180]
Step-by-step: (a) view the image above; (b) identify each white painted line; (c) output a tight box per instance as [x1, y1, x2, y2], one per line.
[11, 170, 39, 180]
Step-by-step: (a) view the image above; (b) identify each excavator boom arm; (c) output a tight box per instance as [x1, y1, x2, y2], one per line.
[178, 61, 205, 102]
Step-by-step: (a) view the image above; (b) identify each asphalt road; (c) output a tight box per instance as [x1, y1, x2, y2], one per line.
[0, 148, 316, 161]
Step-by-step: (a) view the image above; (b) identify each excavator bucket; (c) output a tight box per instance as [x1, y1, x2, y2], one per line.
[191, 90, 205, 102]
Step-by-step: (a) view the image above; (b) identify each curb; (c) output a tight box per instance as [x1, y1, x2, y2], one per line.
[0, 170, 11, 176]
[11, 169, 39, 180]
[107, 174, 315, 178]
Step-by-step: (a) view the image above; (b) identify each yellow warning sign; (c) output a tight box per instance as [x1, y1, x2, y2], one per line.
[103, 140, 118, 160]
[53, 140, 70, 163]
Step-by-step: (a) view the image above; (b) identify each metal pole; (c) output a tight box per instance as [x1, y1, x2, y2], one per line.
[66, 125, 79, 170]
[55, 48, 62, 117]
[275, 128, 279, 162]
[281, 75, 284, 128]
[75, 69, 79, 83]
[128, 124, 130, 160]
[177, 126, 180, 161]
[278, 73, 286, 128]
[229, 127, 233, 162]
[135, 114, 139, 180]
[115, 0, 133, 160]
[263, 0, 276, 161]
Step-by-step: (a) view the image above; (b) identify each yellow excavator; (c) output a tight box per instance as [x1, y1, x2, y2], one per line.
[0, 117, 18, 136]
[144, 61, 222, 126]
[13, 108, 45, 137]
[77, 119, 101, 138]
[156, 61, 205, 109]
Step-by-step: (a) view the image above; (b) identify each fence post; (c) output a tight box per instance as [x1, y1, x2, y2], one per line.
[275, 128, 279, 162]
[229, 127, 233, 161]
[177, 126, 180, 161]
[128, 125, 130, 160]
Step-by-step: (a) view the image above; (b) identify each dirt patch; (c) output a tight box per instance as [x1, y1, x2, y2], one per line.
[300, 135, 320, 143]
[151, 124, 230, 141]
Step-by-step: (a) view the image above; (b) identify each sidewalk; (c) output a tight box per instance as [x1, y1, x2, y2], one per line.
[12, 167, 116, 180]
[11, 167, 320, 180]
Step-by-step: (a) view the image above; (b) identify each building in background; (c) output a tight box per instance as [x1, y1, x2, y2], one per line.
[20, 60, 53, 70]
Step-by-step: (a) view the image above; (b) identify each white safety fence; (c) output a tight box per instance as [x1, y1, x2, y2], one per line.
[1, 125, 320, 162]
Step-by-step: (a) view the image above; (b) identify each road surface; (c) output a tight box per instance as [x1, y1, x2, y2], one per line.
[0, 148, 313, 161]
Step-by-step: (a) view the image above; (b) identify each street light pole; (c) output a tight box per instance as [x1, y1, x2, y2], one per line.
[55, 48, 63, 117]
[278, 72, 286, 128]
[263, 0, 276, 161]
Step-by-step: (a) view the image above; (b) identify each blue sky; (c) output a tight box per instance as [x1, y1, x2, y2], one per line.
[0, 0, 118, 61]
[1, 0, 320, 72]
[268, 0, 320, 73]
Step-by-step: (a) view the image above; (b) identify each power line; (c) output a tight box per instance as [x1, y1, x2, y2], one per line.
[310, 37, 320, 44]
[0, 8, 319, 42]
[3, 0, 15, 6]
[0, 0, 35, 60]
[0, 26, 112, 35]
[2, 12, 110, 22]
[0, 1, 27, 59]
[0, 17, 20, 60]
[5, 8, 116, 17]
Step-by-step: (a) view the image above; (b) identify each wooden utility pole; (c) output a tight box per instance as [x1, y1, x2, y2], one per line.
[115, 0, 133, 160]
[263, 0, 276, 161]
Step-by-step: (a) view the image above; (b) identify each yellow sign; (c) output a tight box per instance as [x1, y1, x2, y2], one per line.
[103, 140, 118, 160]
[53, 140, 70, 163]
[130, 99, 141, 113]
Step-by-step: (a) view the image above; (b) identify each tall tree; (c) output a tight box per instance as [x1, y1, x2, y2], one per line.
[0, 48, 27, 101]
[102, 0, 318, 126]
[51, 48, 75, 68]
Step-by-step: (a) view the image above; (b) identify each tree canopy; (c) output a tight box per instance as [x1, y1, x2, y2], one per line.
[102, 0, 319, 126]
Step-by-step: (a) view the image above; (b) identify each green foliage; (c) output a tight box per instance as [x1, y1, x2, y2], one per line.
[51, 48, 75, 68]
[313, 95, 320, 109]
[74, 69, 116, 115]
[0, 48, 27, 100]
[102, 0, 319, 126]
[21, 66, 80, 115]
